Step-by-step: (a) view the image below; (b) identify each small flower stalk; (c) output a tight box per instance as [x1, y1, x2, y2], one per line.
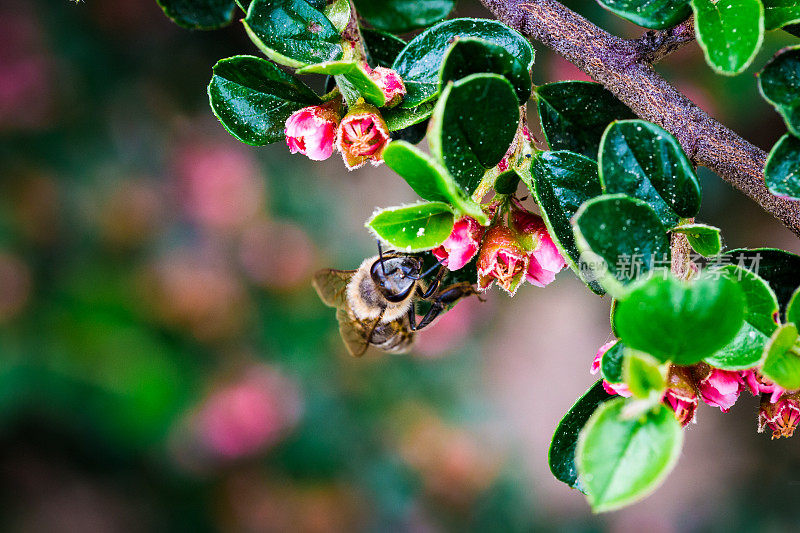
[337, 102, 390, 170]
[663, 365, 699, 426]
[477, 226, 528, 296]
[284, 101, 341, 161]
[432, 216, 485, 271]
[510, 203, 566, 288]
[758, 392, 800, 439]
[368, 65, 406, 108]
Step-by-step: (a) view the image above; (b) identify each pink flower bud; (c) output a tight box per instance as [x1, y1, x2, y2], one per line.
[663, 366, 699, 426]
[589, 340, 632, 397]
[740, 368, 785, 403]
[510, 205, 566, 288]
[285, 102, 340, 161]
[477, 226, 528, 296]
[336, 103, 391, 170]
[758, 393, 800, 439]
[696, 365, 744, 412]
[368, 66, 406, 108]
[432, 216, 485, 271]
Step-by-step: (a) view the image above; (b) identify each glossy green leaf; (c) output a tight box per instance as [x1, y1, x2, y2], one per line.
[787, 286, 800, 326]
[765, 133, 800, 200]
[760, 47, 800, 136]
[393, 18, 534, 108]
[672, 223, 722, 257]
[614, 274, 746, 364]
[576, 399, 683, 513]
[208, 55, 321, 146]
[244, 0, 344, 68]
[624, 351, 667, 400]
[721, 248, 800, 312]
[691, 0, 765, 75]
[439, 37, 532, 102]
[298, 61, 385, 106]
[353, 0, 455, 33]
[573, 194, 670, 292]
[429, 74, 519, 194]
[597, 0, 692, 29]
[548, 380, 614, 491]
[156, 0, 237, 29]
[762, 324, 800, 389]
[383, 102, 436, 131]
[494, 169, 521, 195]
[536, 81, 635, 159]
[601, 340, 626, 384]
[703, 265, 778, 369]
[599, 120, 701, 227]
[362, 29, 407, 68]
[383, 142, 489, 223]
[526, 151, 605, 295]
[764, 0, 800, 30]
[366, 201, 455, 252]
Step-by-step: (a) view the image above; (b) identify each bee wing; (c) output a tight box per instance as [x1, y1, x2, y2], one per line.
[336, 307, 381, 357]
[312, 269, 356, 309]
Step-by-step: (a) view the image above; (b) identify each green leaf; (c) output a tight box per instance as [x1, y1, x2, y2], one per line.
[536, 81, 635, 159]
[765, 133, 800, 200]
[764, 0, 800, 30]
[601, 341, 626, 384]
[366, 202, 455, 252]
[208, 55, 321, 146]
[548, 380, 614, 491]
[382, 142, 489, 224]
[298, 61, 385, 106]
[624, 350, 667, 400]
[383, 102, 436, 131]
[759, 46, 800, 137]
[156, 0, 237, 30]
[762, 324, 800, 389]
[599, 120, 701, 227]
[573, 194, 670, 292]
[439, 37, 532, 103]
[429, 74, 519, 194]
[721, 248, 800, 313]
[703, 265, 778, 369]
[672, 223, 722, 257]
[787, 286, 800, 326]
[244, 0, 344, 68]
[691, 0, 765, 75]
[525, 151, 605, 295]
[494, 169, 520, 195]
[353, 0, 455, 33]
[362, 29, 407, 68]
[614, 274, 746, 364]
[393, 18, 534, 108]
[597, 0, 692, 29]
[576, 399, 683, 513]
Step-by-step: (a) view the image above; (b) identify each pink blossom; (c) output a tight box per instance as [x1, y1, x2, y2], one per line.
[510, 205, 566, 287]
[663, 366, 699, 426]
[336, 104, 390, 169]
[758, 393, 800, 439]
[589, 340, 632, 397]
[285, 102, 340, 161]
[740, 369, 785, 403]
[697, 368, 744, 412]
[432, 216, 485, 271]
[477, 226, 528, 296]
[368, 66, 406, 108]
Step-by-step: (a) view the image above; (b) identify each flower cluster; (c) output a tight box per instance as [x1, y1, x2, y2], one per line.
[284, 65, 404, 170]
[432, 201, 566, 295]
[591, 343, 800, 437]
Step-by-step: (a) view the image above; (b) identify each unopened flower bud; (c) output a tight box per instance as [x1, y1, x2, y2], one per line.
[696, 364, 744, 412]
[589, 340, 632, 397]
[368, 66, 406, 108]
[336, 103, 391, 170]
[740, 368, 785, 403]
[510, 204, 566, 287]
[432, 216, 485, 271]
[758, 392, 800, 439]
[285, 102, 340, 161]
[477, 226, 528, 296]
[663, 365, 699, 426]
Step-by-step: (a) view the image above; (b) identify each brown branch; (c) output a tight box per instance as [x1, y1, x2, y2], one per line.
[630, 17, 695, 64]
[480, 0, 800, 237]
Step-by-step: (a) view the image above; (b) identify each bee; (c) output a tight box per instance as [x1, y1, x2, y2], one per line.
[313, 247, 479, 357]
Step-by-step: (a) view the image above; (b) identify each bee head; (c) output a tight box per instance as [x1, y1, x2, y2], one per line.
[370, 255, 422, 303]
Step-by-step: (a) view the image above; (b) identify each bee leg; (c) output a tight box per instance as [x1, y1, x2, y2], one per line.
[416, 266, 446, 299]
[410, 282, 479, 331]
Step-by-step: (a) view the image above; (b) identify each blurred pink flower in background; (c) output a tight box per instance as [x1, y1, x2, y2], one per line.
[698, 368, 744, 412]
[414, 297, 484, 358]
[238, 217, 316, 291]
[285, 103, 340, 161]
[431, 216, 484, 271]
[97, 179, 166, 250]
[174, 140, 264, 232]
[0, 253, 32, 322]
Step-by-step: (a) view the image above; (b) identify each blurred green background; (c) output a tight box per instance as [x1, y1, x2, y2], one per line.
[1, 0, 800, 531]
